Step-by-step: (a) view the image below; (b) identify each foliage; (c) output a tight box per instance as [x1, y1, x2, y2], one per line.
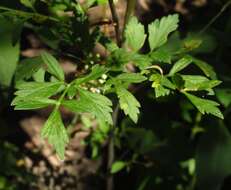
[0, 0, 231, 190]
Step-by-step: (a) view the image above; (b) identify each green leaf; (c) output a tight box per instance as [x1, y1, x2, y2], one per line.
[196, 123, 231, 190]
[116, 86, 140, 123]
[33, 68, 45, 82]
[150, 74, 175, 98]
[41, 51, 65, 81]
[0, 17, 20, 87]
[116, 73, 147, 84]
[12, 19, 25, 46]
[74, 65, 107, 85]
[12, 82, 64, 105]
[130, 53, 152, 70]
[183, 92, 223, 119]
[20, 0, 34, 8]
[63, 88, 113, 124]
[15, 57, 43, 82]
[150, 49, 172, 64]
[125, 17, 146, 51]
[169, 55, 192, 76]
[110, 161, 127, 174]
[182, 75, 221, 92]
[148, 14, 179, 51]
[192, 57, 217, 79]
[14, 98, 57, 110]
[41, 110, 69, 160]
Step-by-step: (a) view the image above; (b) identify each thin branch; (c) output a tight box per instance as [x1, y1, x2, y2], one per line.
[199, 0, 231, 34]
[108, 0, 122, 47]
[106, 103, 120, 190]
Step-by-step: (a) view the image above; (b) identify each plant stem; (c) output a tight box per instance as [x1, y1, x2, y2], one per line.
[106, 103, 120, 190]
[107, 1, 122, 189]
[108, 0, 122, 47]
[199, 0, 231, 34]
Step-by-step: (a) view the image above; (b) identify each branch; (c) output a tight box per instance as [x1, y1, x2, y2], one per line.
[200, 0, 231, 34]
[108, 0, 122, 47]
[106, 103, 120, 190]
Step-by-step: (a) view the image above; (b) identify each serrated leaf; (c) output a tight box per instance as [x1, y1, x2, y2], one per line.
[74, 65, 107, 85]
[125, 17, 146, 51]
[183, 92, 223, 119]
[110, 161, 126, 174]
[116, 73, 147, 84]
[41, 110, 69, 160]
[116, 86, 140, 123]
[148, 14, 179, 51]
[15, 57, 43, 82]
[41, 51, 64, 81]
[150, 49, 172, 64]
[169, 55, 192, 76]
[14, 98, 57, 110]
[192, 57, 217, 79]
[62, 88, 113, 124]
[182, 75, 221, 92]
[12, 82, 64, 105]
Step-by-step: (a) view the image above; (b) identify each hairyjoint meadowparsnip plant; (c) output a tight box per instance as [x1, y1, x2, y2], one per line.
[0, 1, 223, 163]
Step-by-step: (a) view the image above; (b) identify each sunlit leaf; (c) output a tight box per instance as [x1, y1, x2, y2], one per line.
[41, 110, 69, 160]
[125, 17, 146, 51]
[148, 14, 179, 51]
